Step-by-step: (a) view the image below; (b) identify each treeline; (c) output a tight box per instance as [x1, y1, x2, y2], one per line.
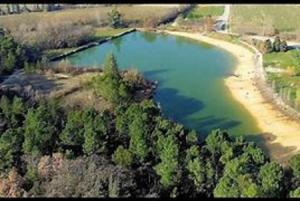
[0, 29, 43, 76]
[0, 54, 299, 198]
[252, 36, 288, 54]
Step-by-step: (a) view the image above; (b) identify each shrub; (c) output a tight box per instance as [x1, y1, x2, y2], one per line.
[113, 146, 133, 168]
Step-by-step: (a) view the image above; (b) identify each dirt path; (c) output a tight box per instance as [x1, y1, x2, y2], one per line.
[165, 30, 300, 162]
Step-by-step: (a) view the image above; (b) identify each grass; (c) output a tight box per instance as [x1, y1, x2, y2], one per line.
[0, 5, 179, 31]
[207, 32, 240, 43]
[263, 50, 300, 69]
[48, 72, 111, 112]
[43, 28, 130, 59]
[263, 50, 300, 111]
[93, 28, 130, 40]
[230, 5, 300, 38]
[206, 32, 256, 53]
[186, 6, 224, 20]
[44, 48, 77, 59]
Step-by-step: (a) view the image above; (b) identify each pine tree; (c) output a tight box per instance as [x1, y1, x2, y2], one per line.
[129, 117, 149, 162]
[93, 53, 130, 105]
[264, 39, 273, 54]
[0, 95, 11, 119]
[113, 145, 133, 167]
[258, 162, 284, 197]
[108, 7, 122, 29]
[23, 105, 57, 155]
[279, 40, 288, 52]
[273, 36, 281, 52]
[154, 133, 179, 188]
[103, 53, 121, 81]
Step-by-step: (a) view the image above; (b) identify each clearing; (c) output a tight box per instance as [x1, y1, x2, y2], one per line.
[230, 5, 300, 41]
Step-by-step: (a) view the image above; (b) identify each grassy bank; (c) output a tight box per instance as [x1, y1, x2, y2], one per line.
[263, 50, 300, 70]
[93, 28, 130, 40]
[206, 32, 256, 53]
[263, 50, 300, 110]
[44, 28, 130, 59]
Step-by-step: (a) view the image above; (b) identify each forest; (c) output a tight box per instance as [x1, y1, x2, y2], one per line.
[0, 7, 300, 197]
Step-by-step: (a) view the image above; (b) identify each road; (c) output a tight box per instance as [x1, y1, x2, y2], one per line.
[214, 5, 300, 48]
[214, 4, 230, 33]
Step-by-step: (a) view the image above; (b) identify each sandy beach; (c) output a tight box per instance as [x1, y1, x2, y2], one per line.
[165, 30, 300, 162]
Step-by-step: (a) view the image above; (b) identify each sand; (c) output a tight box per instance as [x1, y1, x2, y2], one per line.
[165, 30, 300, 162]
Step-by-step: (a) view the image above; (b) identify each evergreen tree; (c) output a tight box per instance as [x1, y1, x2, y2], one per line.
[128, 117, 149, 162]
[185, 145, 206, 193]
[23, 105, 57, 155]
[0, 95, 11, 119]
[273, 36, 281, 52]
[92, 53, 130, 105]
[290, 188, 300, 198]
[4, 51, 17, 72]
[108, 7, 122, 28]
[11, 96, 26, 127]
[279, 40, 288, 52]
[103, 53, 121, 80]
[213, 154, 261, 198]
[0, 128, 23, 172]
[258, 162, 284, 197]
[83, 113, 109, 155]
[154, 133, 179, 188]
[113, 145, 133, 168]
[289, 154, 300, 178]
[60, 110, 85, 147]
[263, 39, 273, 54]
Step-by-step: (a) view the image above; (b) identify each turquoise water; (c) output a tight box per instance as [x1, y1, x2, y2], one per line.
[64, 31, 261, 138]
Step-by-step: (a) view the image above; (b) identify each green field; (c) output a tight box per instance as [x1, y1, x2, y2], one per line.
[263, 50, 300, 69]
[264, 50, 300, 110]
[186, 6, 224, 20]
[231, 5, 300, 38]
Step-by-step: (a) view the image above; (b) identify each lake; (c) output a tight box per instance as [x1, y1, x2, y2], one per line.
[64, 31, 261, 139]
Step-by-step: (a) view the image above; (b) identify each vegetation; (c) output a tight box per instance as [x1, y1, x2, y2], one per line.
[264, 49, 300, 70]
[0, 30, 42, 75]
[230, 5, 300, 40]
[1, 5, 300, 197]
[0, 54, 299, 198]
[91, 54, 131, 105]
[261, 38, 300, 111]
[108, 7, 123, 28]
[93, 28, 130, 41]
[249, 34, 300, 112]
[169, 5, 222, 33]
[0, 5, 184, 50]
[186, 6, 224, 20]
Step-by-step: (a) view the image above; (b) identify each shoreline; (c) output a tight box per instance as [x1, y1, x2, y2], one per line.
[164, 30, 300, 163]
[49, 28, 136, 62]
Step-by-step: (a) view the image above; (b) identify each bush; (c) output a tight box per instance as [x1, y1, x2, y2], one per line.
[12, 21, 95, 50]
[113, 146, 133, 168]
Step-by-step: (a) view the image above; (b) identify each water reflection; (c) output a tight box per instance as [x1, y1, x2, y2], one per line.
[141, 32, 157, 43]
[64, 31, 260, 137]
[111, 37, 123, 52]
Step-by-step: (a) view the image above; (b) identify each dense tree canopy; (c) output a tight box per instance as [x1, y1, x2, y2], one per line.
[0, 30, 42, 75]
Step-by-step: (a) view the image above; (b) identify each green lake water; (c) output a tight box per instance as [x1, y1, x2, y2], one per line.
[64, 31, 262, 139]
